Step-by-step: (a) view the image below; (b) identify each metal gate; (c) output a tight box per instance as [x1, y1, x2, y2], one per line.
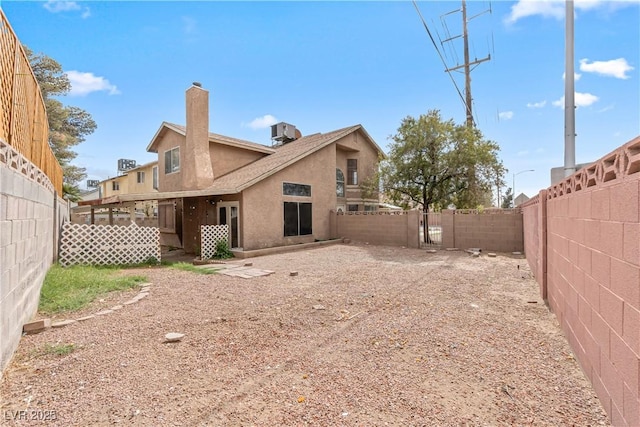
[420, 211, 442, 247]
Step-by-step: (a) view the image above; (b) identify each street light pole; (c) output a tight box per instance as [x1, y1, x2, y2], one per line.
[513, 169, 535, 207]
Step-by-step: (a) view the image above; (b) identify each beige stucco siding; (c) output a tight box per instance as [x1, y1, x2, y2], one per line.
[211, 144, 267, 178]
[335, 129, 380, 206]
[127, 163, 157, 194]
[155, 131, 186, 192]
[100, 175, 128, 198]
[241, 144, 337, 250]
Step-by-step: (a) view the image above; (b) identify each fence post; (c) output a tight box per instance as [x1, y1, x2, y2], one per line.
[539, 189, 548, 300]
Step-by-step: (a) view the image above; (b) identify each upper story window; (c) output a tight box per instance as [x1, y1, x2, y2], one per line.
[112, 181, 120, 191]
[164, 147, 180, 174]
[336, 169, 345, 197]
[152, 166, 158, 190]
[137, 171, 145, 184]
[347, 159, 358, 185]
[283, 182, 311, 197]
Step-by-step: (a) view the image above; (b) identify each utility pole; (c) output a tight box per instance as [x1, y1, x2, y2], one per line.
[443, 0, 491, 127]
[564, 0, 576, 176]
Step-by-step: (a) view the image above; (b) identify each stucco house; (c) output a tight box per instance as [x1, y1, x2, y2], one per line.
[138, 83, 384, 254]
[75, 161, 159, 224]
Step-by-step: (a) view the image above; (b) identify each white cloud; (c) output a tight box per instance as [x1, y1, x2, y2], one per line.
[505, 0, 640, 24]
[245, 114, 278, 130]
[579, 58, 634, 79]
[44, 1, 80, 13]
[499, 111, 514, 120]
[526, 100, 547, 108]
[66, 71, 120, 96]
[43, 1, 90, 18]
[597, 104, 614, 113]
[505, 0, 564, 24]
[552, 92, 599, 108]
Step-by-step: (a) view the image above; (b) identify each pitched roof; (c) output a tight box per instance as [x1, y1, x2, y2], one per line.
[146, 122, 275, 154]
[109, 123, 383, 203]
[206, 124, 379, 193]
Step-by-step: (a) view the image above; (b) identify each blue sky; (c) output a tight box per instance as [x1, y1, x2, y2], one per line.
[2, 0, 639, 201]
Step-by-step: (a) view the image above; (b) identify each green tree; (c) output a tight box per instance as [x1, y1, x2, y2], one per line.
[501, 187, 514, 209]
[379, 110, 505, 243]
[26, 47, 97, 195]
[61, 183, 82, 203]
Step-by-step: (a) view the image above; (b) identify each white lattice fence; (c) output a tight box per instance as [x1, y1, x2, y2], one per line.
[201, 224, 228, 259]
[59, 222, 160, 267]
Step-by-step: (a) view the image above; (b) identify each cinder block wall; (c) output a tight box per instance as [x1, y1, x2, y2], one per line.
[441, 209, 524, 252]
[523, 136, 640, 426]
[0, 162, 62, 375]
[333, 210, 420, 248]
[522, 191, 548, 298]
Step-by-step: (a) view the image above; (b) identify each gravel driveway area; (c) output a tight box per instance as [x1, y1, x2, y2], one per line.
[1, 244, 608, 426]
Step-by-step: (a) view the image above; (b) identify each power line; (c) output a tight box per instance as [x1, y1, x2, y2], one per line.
[412, 0, 467, 112]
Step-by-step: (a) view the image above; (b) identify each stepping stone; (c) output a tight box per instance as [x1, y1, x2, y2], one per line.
[165, 332, 185, 343]
[471, 252, 480, 257]
[95, 309, 114, 316]
[52, 319, 76, 328]
[136, 292, 149, 300]
[488, 253, 497, 258]
[123, 299, 138, 306]
[244, 262, 253, 267]
[290, 271, 299, 276]
[312, 305, 326, 310]
[426, 249, 437, 253]
[76, 315, 95, 322]
[138, 282, 152, 288]
[110, 305, 123, 311]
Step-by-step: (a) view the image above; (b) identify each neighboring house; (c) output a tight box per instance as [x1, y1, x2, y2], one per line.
[514, 193, 530, 207]
[75, 161, 159, 223]
[99, 161, 158, 200]
[110, 83, 384, 253]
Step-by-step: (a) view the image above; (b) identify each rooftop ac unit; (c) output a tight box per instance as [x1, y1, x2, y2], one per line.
[271, 122, 297, 144]
[118, 159, 137, 172]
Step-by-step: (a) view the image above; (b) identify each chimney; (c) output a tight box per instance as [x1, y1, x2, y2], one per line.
[183, 82, 214, 189]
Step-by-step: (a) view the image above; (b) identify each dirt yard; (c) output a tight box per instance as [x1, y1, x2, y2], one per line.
[1, 244, 609, 426]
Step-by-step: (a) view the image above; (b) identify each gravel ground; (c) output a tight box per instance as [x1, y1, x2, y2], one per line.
[1, 244, 609, 426]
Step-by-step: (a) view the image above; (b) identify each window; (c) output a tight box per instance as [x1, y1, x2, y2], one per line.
[336, 169, 345, 197]
[364, 205, 376, 212]
[283, 182, 311, 197]
[112, 181, 120, 191]
[347, 159, 358, 185]
[164, 147, 180, 174]
[284, 202, 312, 236]
[152, 166, 158, 190]
[347, 204, 359, 212]
[137, 171, 145, 184]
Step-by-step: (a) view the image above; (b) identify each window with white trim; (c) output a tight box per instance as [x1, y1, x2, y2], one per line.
[164, 147, 180, 174]
[152, 166, 158, 189]
[137, 171, 145, 183]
